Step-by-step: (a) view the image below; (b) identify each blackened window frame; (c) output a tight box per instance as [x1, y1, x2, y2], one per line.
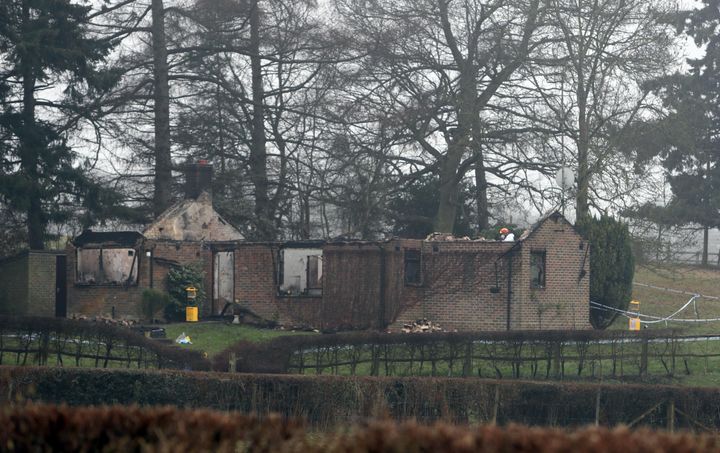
[530, 250, 546, 289]
[404, 248, 422, 286]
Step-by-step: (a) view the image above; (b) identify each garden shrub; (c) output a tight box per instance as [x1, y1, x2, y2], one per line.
[165, 263, 206, 321]
[140, 289, 170, 322]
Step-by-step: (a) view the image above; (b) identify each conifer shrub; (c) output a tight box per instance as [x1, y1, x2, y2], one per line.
[576, 215, 635, 329]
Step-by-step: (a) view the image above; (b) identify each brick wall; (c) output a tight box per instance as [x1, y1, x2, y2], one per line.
[27, 253, 59, 317]
[389, 241, 516, 331]
[0, 253, 29, 315]
[67, 240, 212, 319]
[233, 244, 321, 327]
[321, 245, 383, 330]
[386, 217, 591, 332]
[513, 216, 591, 330]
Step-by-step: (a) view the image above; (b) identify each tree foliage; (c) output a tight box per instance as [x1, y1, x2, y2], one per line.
[0, 0, 120, 248]
[576, 215, 634, 329]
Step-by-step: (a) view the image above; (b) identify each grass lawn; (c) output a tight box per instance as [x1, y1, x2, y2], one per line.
[161, 322, 314, 357]
[611, 264, 720, 335]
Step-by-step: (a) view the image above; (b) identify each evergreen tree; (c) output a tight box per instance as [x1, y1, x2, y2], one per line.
[0, 0, 116, 248]
[621, 0, 720, 265]
[576, 215, 635, 329]
[622, 73, 720, 265]
[389, 175, 474, 239]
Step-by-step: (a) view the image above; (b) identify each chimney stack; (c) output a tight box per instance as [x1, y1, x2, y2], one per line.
[184, 160, 213, 199]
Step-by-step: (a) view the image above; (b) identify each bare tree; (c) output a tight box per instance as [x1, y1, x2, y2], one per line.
[334, 0, 548, 233]
[536, 0, 676, 219]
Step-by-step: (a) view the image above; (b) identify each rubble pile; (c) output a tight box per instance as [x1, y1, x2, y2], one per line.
[401, 318, 443, 333]
[71, 315, 137, 327]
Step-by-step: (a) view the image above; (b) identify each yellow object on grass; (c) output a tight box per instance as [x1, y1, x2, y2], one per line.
[186, 306, 198, 322]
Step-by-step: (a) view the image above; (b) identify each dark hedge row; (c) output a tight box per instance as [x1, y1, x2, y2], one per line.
[2, 404, 720, 452]
[3, 366, 720, 430]
[0, 316, 210, 370]
[0, 405, 304, 452]
[213, 328, 693, 380]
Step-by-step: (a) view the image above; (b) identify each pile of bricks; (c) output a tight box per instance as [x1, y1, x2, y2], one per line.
[71, 315, 137, 327]
[401, 318, 442, 333]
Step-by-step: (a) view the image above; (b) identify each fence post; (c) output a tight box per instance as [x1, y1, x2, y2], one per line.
[370, 345, 380, 376]
[640, 338, 648, 377]
[491, 385, 500, 425]
[667, 399, 675, 433]
[228, 352, 237, 373]
[462, 342, 472, 377]
[595, 388, 601, 426]
[552, 342, 561, 378]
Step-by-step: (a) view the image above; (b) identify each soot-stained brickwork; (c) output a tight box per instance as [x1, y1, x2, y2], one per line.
[64, 211, 590, 332]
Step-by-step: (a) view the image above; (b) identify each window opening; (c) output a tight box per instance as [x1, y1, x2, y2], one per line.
[278, 248, 322, 296]
[404, 249, 421, 285]
[530, 251, 546, 288]
[76, 248, 138, 285]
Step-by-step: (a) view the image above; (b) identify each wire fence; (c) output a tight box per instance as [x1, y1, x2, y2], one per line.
[218, 330, 720, 382]
[0, 316, 209, 370]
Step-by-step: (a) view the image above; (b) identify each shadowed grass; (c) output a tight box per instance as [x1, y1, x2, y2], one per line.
[162, 321, 315, 357]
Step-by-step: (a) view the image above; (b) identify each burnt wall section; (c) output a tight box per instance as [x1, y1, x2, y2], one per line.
[321, 245, 383, 330]
[143, 193, 243, 242]
[231, 244, 320, 328]
[389, 241, 515, 332]
[380, 239, 423, 328]
[67, 239, 213, 319]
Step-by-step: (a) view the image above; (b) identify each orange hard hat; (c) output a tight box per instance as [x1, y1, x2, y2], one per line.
[499, 227, 510, 234]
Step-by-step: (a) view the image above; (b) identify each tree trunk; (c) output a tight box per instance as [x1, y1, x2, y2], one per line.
[474, 145, 489, 232]
[21, 1, 44, 249]
[576, 85, 590, 220]
[151, 0, 172, 217]
[248, 0, 273, 240]
[702, 226, 709, 266]
[434, 66, 479, 233]
[435, 149, 462, 233]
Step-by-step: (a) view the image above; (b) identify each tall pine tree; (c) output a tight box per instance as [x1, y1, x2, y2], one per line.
[0, 0, 116, 248]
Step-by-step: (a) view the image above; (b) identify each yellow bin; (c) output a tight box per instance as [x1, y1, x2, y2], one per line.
[186, 306, 198, 322]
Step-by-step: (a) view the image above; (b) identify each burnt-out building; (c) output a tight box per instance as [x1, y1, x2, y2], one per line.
[64, 161, 590, 331]
[227, 211, 590, 331]
[66, 161, 244, 319]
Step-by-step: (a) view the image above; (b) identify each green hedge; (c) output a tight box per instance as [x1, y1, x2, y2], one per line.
[3, 366, 720, 430]
[4, 404, 720, 452]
